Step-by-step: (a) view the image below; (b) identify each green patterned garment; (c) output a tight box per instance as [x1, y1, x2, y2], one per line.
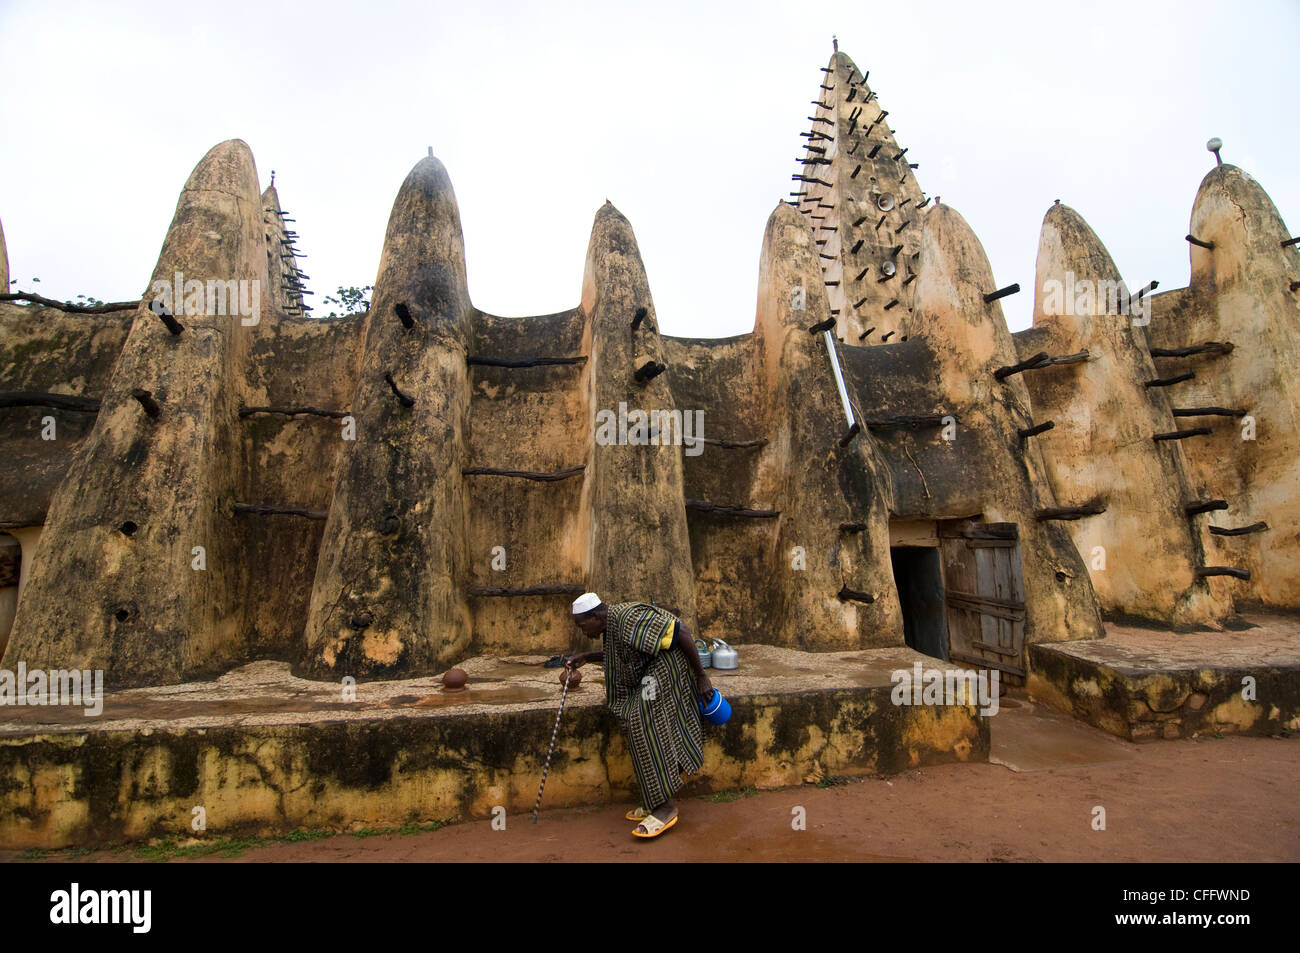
[603, 603, 705, 810]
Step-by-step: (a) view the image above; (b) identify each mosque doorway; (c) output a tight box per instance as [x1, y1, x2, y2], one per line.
[888, 521, 948, 661]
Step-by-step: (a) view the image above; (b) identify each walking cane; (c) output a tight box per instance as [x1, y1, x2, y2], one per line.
[530, 666, 576, 824]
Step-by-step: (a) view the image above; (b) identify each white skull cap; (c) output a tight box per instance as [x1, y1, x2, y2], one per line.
[572, 592, 602, 615]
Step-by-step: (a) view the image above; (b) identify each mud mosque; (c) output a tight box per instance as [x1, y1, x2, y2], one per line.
[1, 47, 1296, 847]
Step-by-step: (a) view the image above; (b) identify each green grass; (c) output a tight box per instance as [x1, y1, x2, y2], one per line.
[815, 775, 851, 789]
[284, 827, 333, 843]
[398, 820, 449, 836]
[699, 786, 759, 803]
[132, 834, 270, 862]
[356, 819, 452, 838]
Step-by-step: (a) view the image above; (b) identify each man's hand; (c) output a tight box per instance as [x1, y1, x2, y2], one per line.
[696, 672, 714, 702]
[563, 653, 586, 670]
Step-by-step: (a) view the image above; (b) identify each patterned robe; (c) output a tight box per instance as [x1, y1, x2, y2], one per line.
[602, 603, 705, 810]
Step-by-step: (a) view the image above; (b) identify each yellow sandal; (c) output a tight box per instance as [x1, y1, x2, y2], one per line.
[632, 813, 678, 838]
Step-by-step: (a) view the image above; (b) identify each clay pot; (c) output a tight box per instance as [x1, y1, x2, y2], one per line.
[442, 667, 468, 691]
[559, 668, 582, 689]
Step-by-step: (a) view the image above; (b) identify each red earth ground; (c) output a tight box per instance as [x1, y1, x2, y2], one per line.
[8, 695, 1297, 863]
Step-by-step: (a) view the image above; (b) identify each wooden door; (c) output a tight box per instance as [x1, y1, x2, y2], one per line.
[938, 521, 1026, 675]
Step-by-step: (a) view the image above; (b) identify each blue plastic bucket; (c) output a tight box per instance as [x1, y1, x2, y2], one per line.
[699, 689, 732, 726]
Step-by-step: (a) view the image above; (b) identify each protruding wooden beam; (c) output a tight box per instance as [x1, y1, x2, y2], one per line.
[468, 584, 585, 597]
[1145, 372, 1195, 388]
[866, 414, 947, 431]
[983, 283, 1020, 304]
[240, 405, 350, 419]
[699, 437, 768, 450]
[1209, 522, 1268, 537]
[1018, 420, 1055, 440]
[1195, 566, 1250, 580]
[1042, 350, 1090, 367]
[634, 360, 666, 383]
[994, 352, 1049, 381]
[467, 356, 587, 368]
[1149, 341, 1233, 358]
[1153, 427, 1212, 441]
[0, 292, 141, 314]
[130, 388, 161, 418]
[156, 308, 185, 335]
[807, 318, 836, 334]
[837, 585, 876, 604]
[462, 465, 585, 482]
[0, 391, 100, 413]
[384, 372, 415, 406]
[1035, 500, 1107, 521]
[1185, 499, 1228, 516]
[839, 522, 866, 533]
[685, 500, 780, 518]
[1185, 234, 1215, 250]
[1171, 407, 1245, 418]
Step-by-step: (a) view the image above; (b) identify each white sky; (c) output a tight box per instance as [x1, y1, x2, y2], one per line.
[1, 0, 1296, 335]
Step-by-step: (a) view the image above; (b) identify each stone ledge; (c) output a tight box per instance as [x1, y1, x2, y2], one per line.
[0, 646, 987, 849]
[1027, 614, 1300, 741]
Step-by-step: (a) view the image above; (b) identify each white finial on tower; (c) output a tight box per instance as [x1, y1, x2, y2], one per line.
[1207, 137, 1223, 166]
[832, 35, 838, 52]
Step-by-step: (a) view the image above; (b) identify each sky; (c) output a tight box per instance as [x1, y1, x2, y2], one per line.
[1, 0, 1296, 336]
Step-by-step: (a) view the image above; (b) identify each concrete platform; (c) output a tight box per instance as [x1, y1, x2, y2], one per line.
[1027, 613, 1300, 741]
[0, 645, 986, 849]
[989, 692, 1136, 772]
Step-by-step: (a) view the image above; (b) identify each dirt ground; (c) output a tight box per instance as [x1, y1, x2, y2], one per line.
[11, 695, 1298, 863]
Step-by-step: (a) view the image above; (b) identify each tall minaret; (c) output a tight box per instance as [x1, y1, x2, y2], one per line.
[791, 48, 926, 344]
[261, 180, 310, 318]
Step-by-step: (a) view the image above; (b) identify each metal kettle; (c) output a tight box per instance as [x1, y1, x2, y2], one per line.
[694, 638, 712, 668]
[709, 638, 739, 670]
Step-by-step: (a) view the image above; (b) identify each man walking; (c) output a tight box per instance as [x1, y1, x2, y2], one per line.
[564, 593, 712, 838]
